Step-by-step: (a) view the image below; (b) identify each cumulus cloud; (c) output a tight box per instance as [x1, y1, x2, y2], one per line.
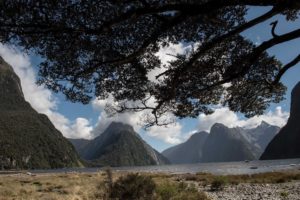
[91, 95, 141, 134]
[197, 106, 289, 132]
[0, 44, 94, 139]
[147, 124, 182, 144]
[91, 97, 183, 144]
[70, 118, 94, 139]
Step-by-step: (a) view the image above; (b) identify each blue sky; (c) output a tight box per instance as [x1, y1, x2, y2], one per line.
[244, 6, 300, 110]
[0, 6, 299, 152]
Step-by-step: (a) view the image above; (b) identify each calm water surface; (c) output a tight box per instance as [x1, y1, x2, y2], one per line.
[30, 158, 300, 175]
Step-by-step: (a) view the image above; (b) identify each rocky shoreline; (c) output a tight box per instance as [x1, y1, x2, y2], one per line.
[199, 181, 300, 200]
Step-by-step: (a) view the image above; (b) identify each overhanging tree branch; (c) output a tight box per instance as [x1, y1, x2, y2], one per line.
[153, 26, 300, 114]
[0, 0, 299, 126]
[270, 20, 279, 37]
[156, 6, 282, 79]
[75, 13, 189, 76]
[273, 54, 300, 84]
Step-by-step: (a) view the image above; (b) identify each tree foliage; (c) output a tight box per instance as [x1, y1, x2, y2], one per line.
[0, 0, 299, 126]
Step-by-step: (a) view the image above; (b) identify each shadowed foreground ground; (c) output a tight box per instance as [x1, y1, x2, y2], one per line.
[0, 169, 300, 200]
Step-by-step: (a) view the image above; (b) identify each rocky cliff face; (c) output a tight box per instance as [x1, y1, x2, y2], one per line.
[201, 123, 256, 162]
[0, 57, 29, 111]
[242, 121, 280, 158]
[69, 122, 169, 167]
[0, 56, 82, 169]
[162, 131, 208, 164]
[261, 82, 300, 160]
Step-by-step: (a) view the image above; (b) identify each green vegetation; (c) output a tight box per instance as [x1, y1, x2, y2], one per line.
[0, 111, 82, 169]
[71, 122, 169, 167]
[280, 191, 289, 199]
[102, 170, 209, 200]
[110, 173, 156, 200]
[210, 176, 227, 191]
[0, 57, 82, 169]
[156, 181, 208, 200]
[88, 131, 161, 166]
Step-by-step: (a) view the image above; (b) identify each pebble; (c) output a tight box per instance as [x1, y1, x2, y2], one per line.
[200, 181, 300, 200]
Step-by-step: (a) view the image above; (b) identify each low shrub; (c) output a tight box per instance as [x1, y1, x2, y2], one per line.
[109, 173, 156, 200]
[32, 181, 42, 186]
[210, 176, 227, 191]
[280, 191, 289, 199]
[156, 182, 178, 200]
[156, 181, 209, 200]
[101, 170, 209, 200]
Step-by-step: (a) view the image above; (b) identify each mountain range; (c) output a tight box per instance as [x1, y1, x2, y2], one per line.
[162, 131, 208, 164]
[243, 121, 280, 158]
[69, 122, 169, 167]
[164, 82, 300, 163]
[163, 121, 280, 164]
[0, 56, 82, 169]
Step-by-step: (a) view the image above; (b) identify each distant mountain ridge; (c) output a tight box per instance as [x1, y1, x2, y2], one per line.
[163, 121, 279, 164]
[201, 123, 256, 162]
[0, 56, 82, 169]
[261, 82, 300, 160]
[242, 121, 280, 158]
[69, 122, 169, 167]
[162, 131, 208, 164]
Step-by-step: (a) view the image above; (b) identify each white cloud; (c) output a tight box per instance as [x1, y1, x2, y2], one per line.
[91, 97, 183, 144]
[70, 118, 94, 139]
[0, 45, 56, 113]
[91, 110, 142, 136]
[147, 123, 182, 144]
[0, 44, 94, 139]
[91, 96, 143, 134]
[198, 106, 289, 132]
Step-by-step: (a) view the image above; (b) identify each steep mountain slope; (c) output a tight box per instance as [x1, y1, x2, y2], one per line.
[0, 56, 81, 169]
[242, 121, 280, 158]
[69, 122, 169, 167]
[201, 123, 256, 162]
[248, 121, 280, 151]
[162, 131, 208, 164]
[68, 138, 90, 158]
[261, 82, 300, 160]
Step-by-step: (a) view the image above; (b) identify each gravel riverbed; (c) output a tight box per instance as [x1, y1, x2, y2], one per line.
[200, 181, 300, 200]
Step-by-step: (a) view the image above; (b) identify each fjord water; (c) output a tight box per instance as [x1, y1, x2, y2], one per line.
[31, 158, 300, 175]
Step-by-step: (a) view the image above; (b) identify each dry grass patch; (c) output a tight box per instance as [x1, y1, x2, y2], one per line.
[1, 170, 299, 199]
[190, 171, 300, 186]
[0, 173, 106, 200]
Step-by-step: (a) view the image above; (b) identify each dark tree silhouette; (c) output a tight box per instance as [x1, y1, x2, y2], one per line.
[0, 1, 299, 126]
